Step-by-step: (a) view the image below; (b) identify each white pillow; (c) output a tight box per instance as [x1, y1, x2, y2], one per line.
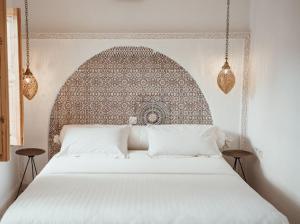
[59, 124, 122, 143]
[147, 125, 221, 157]
[60, 125, 129, 157]
[60, 125, 150, 151]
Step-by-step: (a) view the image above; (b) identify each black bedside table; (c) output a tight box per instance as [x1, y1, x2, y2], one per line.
[15, 148, 45, 197]
[222, 149, 253, 182]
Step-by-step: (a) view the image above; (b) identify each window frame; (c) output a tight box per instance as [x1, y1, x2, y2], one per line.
[7, 8, 24, 146]
[0, 0, 10, 161]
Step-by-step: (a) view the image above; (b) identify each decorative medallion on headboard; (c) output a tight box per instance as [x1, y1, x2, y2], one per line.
[49, 46, 213, 158]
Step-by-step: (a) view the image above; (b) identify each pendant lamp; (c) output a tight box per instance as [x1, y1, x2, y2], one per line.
[217, 0, 235, 94]
[22, 0, 38, 100]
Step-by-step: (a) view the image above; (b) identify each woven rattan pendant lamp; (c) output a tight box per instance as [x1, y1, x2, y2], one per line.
[217, 0, 235, 94]
[22, 0, 38, 100]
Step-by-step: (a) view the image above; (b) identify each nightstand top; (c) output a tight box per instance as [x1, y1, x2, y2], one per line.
[222, 149, 253, 158]
[16, 148, 45, 157]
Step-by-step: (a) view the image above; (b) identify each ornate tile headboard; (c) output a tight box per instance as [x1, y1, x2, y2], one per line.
[48, 46, 213, 158]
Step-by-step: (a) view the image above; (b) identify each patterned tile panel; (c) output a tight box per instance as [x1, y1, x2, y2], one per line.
[48, 46, 213, 158]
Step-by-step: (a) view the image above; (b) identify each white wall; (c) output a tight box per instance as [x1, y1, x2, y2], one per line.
[7, 0, 249, 33]
[0, 148, 19, 217]
[247, 0, 300, 223]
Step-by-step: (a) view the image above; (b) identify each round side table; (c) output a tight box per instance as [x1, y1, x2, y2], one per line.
[222, 149, 253, 182]
[16, 148, 45, 197]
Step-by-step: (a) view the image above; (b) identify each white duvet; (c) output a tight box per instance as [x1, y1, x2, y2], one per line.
[1, 151, 288, 224]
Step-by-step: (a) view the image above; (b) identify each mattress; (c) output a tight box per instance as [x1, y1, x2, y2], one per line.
[1, 151, 288, 224]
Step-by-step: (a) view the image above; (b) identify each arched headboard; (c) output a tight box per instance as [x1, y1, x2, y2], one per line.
[49, 46, 213, 158]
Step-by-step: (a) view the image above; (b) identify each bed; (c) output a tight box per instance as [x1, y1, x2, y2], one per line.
[1, 150, 288, 224]
[1, 47, 288, 223]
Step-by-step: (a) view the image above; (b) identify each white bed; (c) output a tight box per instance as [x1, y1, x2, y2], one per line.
[1, 151, 288, 224]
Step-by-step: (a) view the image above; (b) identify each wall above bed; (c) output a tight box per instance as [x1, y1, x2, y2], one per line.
[19, 33, 249, 175]
[7, 0, 250, 33]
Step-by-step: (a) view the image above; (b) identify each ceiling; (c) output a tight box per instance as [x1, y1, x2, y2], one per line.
[7, 0, 249, 33]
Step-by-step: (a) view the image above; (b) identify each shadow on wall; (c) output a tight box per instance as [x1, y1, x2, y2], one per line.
[223, 131, 241, 150]
[244, 139, 300, 224]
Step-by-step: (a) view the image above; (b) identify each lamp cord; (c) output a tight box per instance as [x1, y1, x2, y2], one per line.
[25, 0, 30, 69]
[225, 0, 230, 62]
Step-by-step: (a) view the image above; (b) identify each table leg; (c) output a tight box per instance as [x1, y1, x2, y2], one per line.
[238, 158, 247, 182]
[30, 157, 35, 180]
[233, 157, 238, 170]
[16, 157, 30, 198]
[32, 157, 38, 175]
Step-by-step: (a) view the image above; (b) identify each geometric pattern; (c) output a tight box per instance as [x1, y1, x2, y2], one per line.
[136, 101, 170, 125]
[48, 46, 213, 158]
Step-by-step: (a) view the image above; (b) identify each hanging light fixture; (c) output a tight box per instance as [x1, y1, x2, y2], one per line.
[22, 0, 38, 100]
[217, 0, 235, 94]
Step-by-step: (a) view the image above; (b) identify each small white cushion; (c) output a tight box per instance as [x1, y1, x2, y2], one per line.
[128, 126, 148, 150]
[147, 125, 221, 156]
[60, 125, 129, 157]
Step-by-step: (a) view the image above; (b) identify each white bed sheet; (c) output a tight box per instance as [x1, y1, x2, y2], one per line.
[1, 151, 288, 224]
